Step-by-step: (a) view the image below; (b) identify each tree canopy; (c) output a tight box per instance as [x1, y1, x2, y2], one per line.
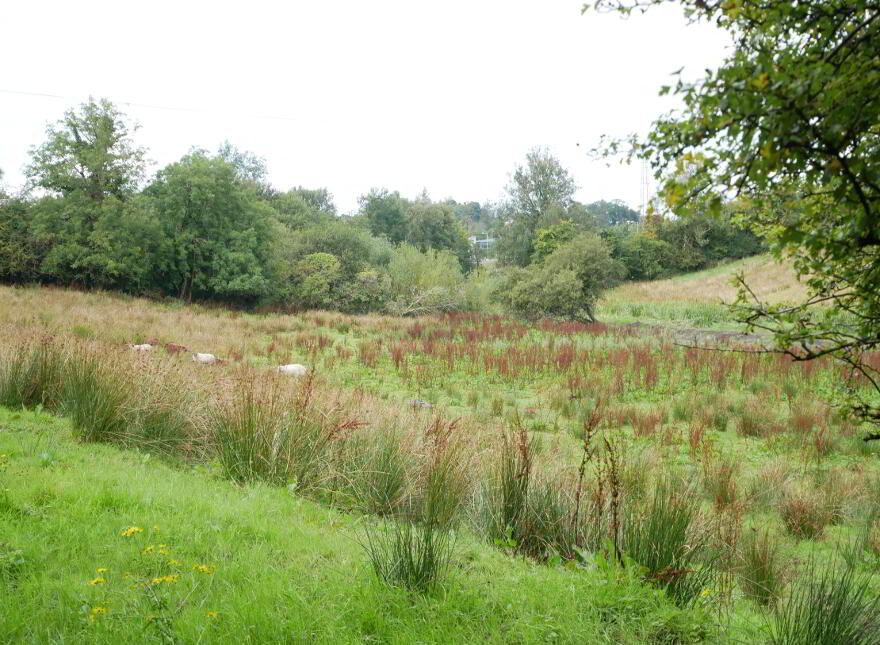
[26, 98, 147, 201]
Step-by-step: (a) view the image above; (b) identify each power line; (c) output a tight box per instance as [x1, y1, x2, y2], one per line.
[0, 88, 300, 122]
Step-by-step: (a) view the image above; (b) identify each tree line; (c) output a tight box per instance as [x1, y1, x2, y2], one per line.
[0, 99, 762, 318]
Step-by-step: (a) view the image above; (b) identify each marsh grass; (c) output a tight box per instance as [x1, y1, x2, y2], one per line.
[769, 558, 880, 645]
[361, 418, 467, 592]
[0, 340, 66, 410]
[362, 519, 455, 592]
[63, 351, 130, 443]
[341, 426, 410, 516]
[622, 477, 714, 606]
[739, 528, 784, 606]
[778, 484, 833, 540]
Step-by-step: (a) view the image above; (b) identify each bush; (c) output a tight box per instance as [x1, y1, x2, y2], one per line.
[385, 244, 465, 316]
[500, 233, 623, 322]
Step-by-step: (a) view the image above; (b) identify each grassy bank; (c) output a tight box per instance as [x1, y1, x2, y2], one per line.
[598, 255, 806, 329]
[0, 407, 719, 644]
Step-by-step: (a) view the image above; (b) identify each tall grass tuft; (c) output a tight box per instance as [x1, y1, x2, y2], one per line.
[769, 558, 880, 645]
[0, 340, 66, 410]
[778, 484, 832, 540]
[63, 351, 130, 443]
[361, 416, 466, 592]
[362, 519, 454, 592]
[622, 477, 714, 606]
[739, 528, 784, 606]
[209, 373, 343, 488]
[341, 426, 410, 516]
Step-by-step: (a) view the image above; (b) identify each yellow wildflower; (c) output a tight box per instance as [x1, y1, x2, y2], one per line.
[121, 526, 143, 537]
[192, 564, 214, 574]
[96, 568, 108, 573]
[167, 560, 183, 567]
[207, 611, 218, 618]
[143, 545, 154, 554]
[88, 577, 106, 585]
[91, 606, 108, 615]
[149, 574, 179, 585]
[153, 526, 160, 532]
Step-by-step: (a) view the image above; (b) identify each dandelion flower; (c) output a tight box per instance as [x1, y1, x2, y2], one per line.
[207, 611, 218, 618]
[192, 564, 214, 574]
[91, 606, 108, 615]
[96, 568, 108, 573]
[143, 545, 154, 554]
[88, 577, 106, 585]
[167, 560, 183, 567]
[121, 526, 143, 537]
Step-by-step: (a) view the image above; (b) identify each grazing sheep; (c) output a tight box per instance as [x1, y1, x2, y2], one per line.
[164, 343, 189, 355]
[129, 344, 153, 351]
[192, 352, 217, 365]
[278, 364, 307, 377]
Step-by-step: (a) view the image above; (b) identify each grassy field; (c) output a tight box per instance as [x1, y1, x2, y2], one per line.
[598, 255, 807, 329]
[1, 280, 879, 643]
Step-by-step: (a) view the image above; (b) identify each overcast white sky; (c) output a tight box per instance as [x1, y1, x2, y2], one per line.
[1, 0, 730, 214]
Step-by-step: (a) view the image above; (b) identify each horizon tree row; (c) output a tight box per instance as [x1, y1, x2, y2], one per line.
[0, 98, 763, 316]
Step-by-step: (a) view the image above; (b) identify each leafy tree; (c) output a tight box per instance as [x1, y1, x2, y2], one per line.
[270, 190, 334, 230]
[405, 199, 476, 273]
[497, 148, 578, 266]
[360, 188, 408, 244]
[26, 98, 146, 201]
[587, 199, 640, 227]
[147, 150, 274, 303]
[290, 252, 342, 310]
[532, 219, 577, 263]
[0, 197, 46, 283]
[290, 187, 336, 215]
[590, 0, 880, 428]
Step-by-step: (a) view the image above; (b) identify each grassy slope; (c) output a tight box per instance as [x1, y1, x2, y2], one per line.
[598, 255, 806, 329]
[0, 407, 727, 645]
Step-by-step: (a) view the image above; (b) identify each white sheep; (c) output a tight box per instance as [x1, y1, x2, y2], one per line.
[278, 364, 307, 377]
[129, 344, 153, 351]
[192, 352, 217, 365]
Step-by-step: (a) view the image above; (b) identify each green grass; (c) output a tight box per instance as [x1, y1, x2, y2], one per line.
[0, 406, 725, 644]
